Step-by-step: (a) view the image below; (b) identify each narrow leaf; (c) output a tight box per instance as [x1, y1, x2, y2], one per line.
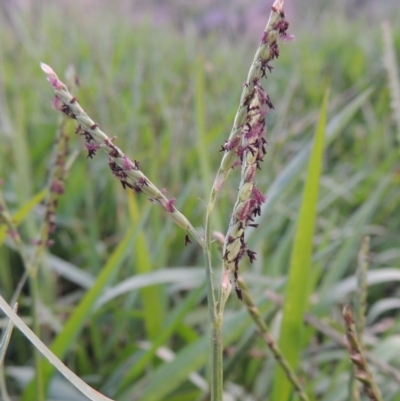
[0, 297, 113, 401]
[21, 223, 142, 400]
[128, 191, 164, 341]
[272, 91, 329, 401]
[250, 87, 373, 240]
[0, 189, 46, 245]
[119, 299, 274, 401]
[115, 286, 203, 394]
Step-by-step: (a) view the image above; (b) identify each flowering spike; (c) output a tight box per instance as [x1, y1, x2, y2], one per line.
[218, 7, 292, 300]
[41, 62, 63, 90]
[41, 63, 204, 247]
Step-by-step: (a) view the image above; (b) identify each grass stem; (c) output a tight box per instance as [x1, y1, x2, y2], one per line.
[239, 278, 309, 401]
[343, 305, 383, 401]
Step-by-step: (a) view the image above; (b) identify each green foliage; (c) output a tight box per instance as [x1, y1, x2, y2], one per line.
[272, 91, 328, 401]
[1, 1, 400, 400]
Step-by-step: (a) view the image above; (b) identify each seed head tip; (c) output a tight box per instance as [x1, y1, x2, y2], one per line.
[40, 62, 53, 74]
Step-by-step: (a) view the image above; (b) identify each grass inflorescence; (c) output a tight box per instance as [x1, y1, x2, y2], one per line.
[0, 0, 400, 400]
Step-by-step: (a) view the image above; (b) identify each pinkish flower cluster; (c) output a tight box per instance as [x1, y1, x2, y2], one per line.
[41, 63, 203, 246]
[221, 7, 291, 299]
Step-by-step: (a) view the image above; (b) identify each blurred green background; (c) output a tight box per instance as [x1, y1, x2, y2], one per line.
[1, 0, 400, 400]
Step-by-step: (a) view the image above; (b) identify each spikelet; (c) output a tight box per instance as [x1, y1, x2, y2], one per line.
[41, 63, 203, 247]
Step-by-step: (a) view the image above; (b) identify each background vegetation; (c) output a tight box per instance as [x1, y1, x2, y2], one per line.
[0, 0, 399, 400]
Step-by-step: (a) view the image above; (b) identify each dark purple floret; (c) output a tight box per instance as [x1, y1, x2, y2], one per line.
[86, 143, 100, 158]
[247, 249, 257, 263]
[161, 198, 176, 213]
[50, 181, 65, 194]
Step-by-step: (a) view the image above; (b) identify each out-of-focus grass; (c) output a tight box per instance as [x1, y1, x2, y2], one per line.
[1, 0, 400, 400]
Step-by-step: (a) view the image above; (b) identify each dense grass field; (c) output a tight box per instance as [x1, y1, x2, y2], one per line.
[1, 1, 400, 400]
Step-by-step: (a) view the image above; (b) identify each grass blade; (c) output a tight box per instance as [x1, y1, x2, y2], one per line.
[0, 189, 46, 245]
[271, 90, 329, 401]
[21, 222, 143, 400]
[0, 303, 17, 366]
[0, 297, 114, 401]
[95, 268, 204, 310]
[120, 299, 274, 401]
[250, 87, 373, 241]
[128, 191, 164, 341]
[115, 285, 204, 395]
[382, 21, 400, 143]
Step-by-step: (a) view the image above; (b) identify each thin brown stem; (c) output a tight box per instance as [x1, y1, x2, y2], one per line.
[239, 279, 309, 401]
[343, 305, 383, 401]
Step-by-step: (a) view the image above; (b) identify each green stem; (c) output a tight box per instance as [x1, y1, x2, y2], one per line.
[204, 199, 216, 297]
[204, 200, 221, 401]
[211, 313, 223, 401]
[29, 275, 45, 401]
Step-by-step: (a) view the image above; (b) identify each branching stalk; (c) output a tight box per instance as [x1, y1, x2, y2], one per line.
[203, 1, 292, 399]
